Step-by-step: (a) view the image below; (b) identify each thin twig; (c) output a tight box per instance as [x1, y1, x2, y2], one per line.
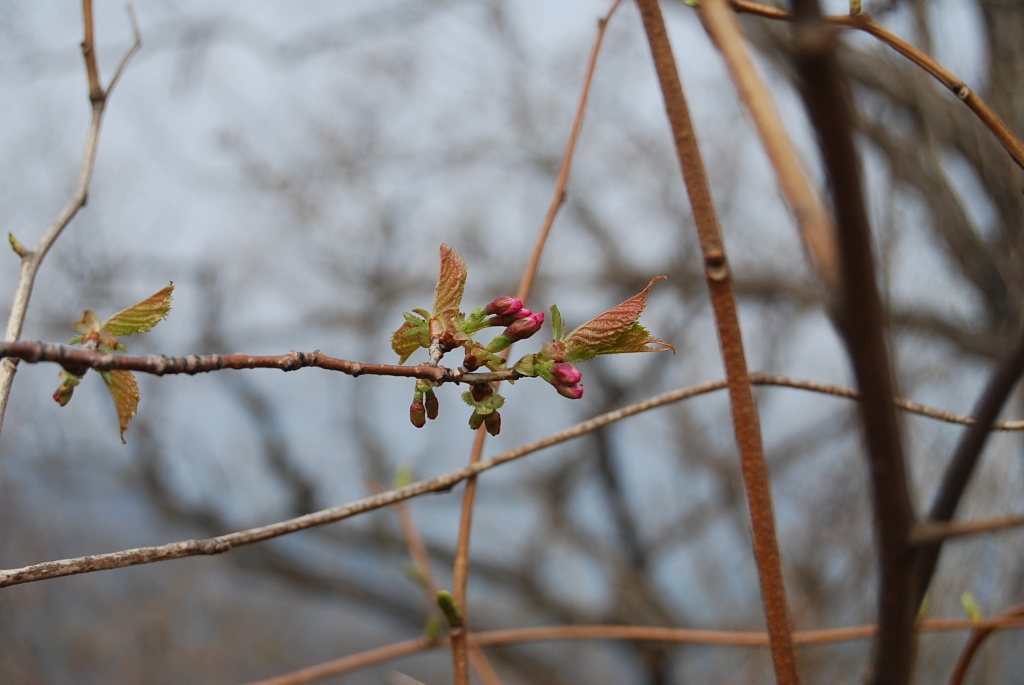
[912, 325, 1024, 606]
[0, 379, 729, 587]
[5, 342, 1023, 431]
[0, 1, 141, 435]
[367, 480, 505, 685]
[240, 616, 1024, 685]
[728, 0, 1024, 171]
[698, 0, 839, 288]
[947, 603, 1024, 685]
[4, 370, 1022, 589]
[0, 341, 501, 383]
[634, 0, 800, 681]
[910, 515, 1024, 545]
[448, 2, 622, 683]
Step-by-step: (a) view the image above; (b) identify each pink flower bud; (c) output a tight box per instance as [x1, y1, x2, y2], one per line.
[551, 362, 582, 386]
[503, 311, 544, 342]
[555, 382, 584, 400]
[484, 296, 523, 317]
[488, 308, 533, 328]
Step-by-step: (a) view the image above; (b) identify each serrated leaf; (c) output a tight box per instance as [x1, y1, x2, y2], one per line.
[391, 313, 430, 363]
[460, 389, 504, 414]
[102, 283, 174, 337]
[431, 244, 467, 318]
[101, 369, 140, 444]
[563, 277, 675, 362]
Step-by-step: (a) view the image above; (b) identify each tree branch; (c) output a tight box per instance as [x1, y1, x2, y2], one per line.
[634, 0, 800, 681]
[729, 0, 1024, 171]
[789, 1, 917, 682]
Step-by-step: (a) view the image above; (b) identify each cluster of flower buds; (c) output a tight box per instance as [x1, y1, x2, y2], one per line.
[393, 246, 673, 437]
[550, 361, 584, 400]
[409, 381, 440, 428]
[483, 296, 545, 353]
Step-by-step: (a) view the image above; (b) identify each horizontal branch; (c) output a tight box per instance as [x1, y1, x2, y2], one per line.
[0, 341, 514, 385]
[241, 616, 1024, 685]
[4, 341, 1023, 430]
[910, 514, 1024, 545]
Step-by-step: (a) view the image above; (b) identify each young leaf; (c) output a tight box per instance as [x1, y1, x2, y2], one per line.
[9, 232, 27, 257]
[101, 369, 140, 444]
[960, 592, 983, 622]
[550, 304, 564, 341]
[563, 277, 675, 363]
[102, 283, 174, 337]
[431, 244, 467, 317]
[392, 313, 430, 364]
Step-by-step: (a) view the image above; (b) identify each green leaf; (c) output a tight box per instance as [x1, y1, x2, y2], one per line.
[102, 283, 174, 337]
[460, 389, 504, 414]
[431, 244, 467, 318]
[961, 592, 983, 622]
[101, 369, 140, 444]
[391, 313, 430, 363]
[563, 277, 675, 362]
[550, 304, 564, 341]
[9, 232, 27, 257]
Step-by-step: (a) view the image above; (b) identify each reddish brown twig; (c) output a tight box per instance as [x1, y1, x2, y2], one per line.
[8, 342, 1024, 431]
[634, 0, 800, 681]
[240, 616, 1024, 684]
[948, 603, 1024, 685]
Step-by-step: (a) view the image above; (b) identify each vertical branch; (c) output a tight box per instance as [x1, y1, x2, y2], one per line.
[788, 1, 917, 683]
[633, 1, 801, 682]
[447, 2, 623, 683]
[0, 1, 140, 434]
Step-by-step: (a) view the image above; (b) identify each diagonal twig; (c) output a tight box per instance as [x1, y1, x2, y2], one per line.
[0, 1, 141, 435]
[728, 0, 1024, 171]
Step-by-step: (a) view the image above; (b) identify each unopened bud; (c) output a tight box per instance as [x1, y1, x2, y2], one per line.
[555, 383, 584, 400]
[551, 362, 582, 386]
[484, 296, 523, 317]
[425, 390, 439, 420]
[410, 398, 426, 428]
[484, 411, 501, 436]
[471, 383, 493, 402]
[502, 311, 544, 342]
